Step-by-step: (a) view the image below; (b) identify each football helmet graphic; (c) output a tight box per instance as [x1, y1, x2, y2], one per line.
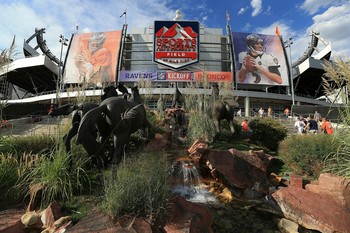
[88, 32, 106, 53]
[246, 34, 265, 55]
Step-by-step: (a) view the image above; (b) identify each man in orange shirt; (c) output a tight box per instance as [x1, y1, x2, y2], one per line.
[321, 118, 333, 135]
[241, 119, 250, 131]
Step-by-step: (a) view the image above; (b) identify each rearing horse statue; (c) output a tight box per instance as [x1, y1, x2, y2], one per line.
[49, 85, 119, 152]
[76, 86, 152, 168]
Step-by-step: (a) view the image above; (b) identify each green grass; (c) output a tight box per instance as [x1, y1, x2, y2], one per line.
[101, 151, 171, 225]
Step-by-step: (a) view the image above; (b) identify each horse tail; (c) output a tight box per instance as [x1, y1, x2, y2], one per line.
[76, 104, 107, 144]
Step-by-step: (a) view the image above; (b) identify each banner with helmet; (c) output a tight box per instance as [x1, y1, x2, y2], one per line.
[232, 32, 289, 86]
[63, 30, 121, 87]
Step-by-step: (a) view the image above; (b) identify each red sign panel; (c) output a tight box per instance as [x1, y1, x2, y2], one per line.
[194, 71, 233, 83]
[153, 21, 200, 70]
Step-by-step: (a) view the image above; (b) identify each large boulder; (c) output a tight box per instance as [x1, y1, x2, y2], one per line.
[197, 148, 272, 195]
[271, 174, 350, 233]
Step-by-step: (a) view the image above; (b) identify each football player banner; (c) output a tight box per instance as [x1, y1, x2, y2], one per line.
[232, 32, 289, 86]
[63, 30, 121, 86]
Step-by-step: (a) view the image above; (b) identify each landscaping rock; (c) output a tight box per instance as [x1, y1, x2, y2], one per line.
[164, 195, 213, 233]
[272, 186, 350, 233]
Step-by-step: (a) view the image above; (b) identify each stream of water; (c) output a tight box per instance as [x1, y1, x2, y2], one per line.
[170, 156, 283, 233]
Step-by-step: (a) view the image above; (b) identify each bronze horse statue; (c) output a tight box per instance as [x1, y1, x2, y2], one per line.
[76, 86, 151, 168]
[210, 84, 237, 140]
[171, 84, 184, 108]
[49, 85, 120, 152]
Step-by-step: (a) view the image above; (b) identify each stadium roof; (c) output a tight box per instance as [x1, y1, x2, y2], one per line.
[2, 55, 58, 94]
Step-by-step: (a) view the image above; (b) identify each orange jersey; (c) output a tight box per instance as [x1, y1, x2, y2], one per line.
[241, 121, 249, 131]
[321, 121, 333, 134]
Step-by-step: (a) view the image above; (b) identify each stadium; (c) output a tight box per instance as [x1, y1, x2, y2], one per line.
[0, 11, 337, 120]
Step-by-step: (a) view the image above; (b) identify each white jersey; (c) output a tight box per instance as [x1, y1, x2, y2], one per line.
[238, 51, 280, 85]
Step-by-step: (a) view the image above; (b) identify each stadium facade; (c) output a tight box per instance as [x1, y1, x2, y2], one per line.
[0, 12, 336, 120]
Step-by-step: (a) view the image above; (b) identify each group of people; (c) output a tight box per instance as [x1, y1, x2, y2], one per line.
[294, 111, 333, 135]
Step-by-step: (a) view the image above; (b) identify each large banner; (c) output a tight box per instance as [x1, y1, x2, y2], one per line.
[119, 71, 232, 83]
[232, 32, 289, 86]
[63, 30, 121, 86]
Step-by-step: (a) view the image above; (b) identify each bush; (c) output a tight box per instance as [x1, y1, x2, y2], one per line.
[249, 118, 287, 151]
[279, 134, 336, 179]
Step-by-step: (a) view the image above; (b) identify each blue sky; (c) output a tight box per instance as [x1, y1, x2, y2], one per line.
[0, 0, 349, 61]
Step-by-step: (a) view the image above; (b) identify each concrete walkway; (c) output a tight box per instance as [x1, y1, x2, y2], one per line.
[1, 116, 70, 137]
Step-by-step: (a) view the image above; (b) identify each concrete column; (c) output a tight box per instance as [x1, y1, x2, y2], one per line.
[244, 96, 250, 117]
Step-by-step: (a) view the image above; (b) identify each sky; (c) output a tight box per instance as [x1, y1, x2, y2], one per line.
[0, 0, 349, 62]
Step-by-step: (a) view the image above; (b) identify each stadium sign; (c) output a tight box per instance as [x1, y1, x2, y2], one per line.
[153, 20, 200, 70]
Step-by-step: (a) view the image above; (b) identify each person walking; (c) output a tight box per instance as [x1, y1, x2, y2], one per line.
[294, 117, 306, 135]
[305, 116, 318, 134]
[237, 109, 242, 117]
[321, 118, 333, 135]
[314, 110, 321, 123]
[267, 106, 272, 118]
[284, 107, 290, 119]
[258, 107, 264, 118]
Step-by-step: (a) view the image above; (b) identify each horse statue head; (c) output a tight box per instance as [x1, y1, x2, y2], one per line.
[101, 85, 118, 101]
[130, 86, 143, 104]
[171, 84, 184, 108]
[117, 83, 130, 99]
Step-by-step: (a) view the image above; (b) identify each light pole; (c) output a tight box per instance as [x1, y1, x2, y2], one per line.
[56, 34, 68, 106]
[284, 37, 295, 106]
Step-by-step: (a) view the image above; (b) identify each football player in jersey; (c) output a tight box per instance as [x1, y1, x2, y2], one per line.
[237, 34, 282, 85]
[74, 32, 113, 87]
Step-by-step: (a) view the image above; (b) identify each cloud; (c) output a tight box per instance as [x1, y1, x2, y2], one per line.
[300, 0, 347, 15]
[238, 7, 247, 16]
[0, 0, 175, 58]
[255, 22, 310, 61]
[307, 3, 350, 58]
[264, 5, 271, 15]
[242, 23, 252, 32]
[251, 0, 262, 17]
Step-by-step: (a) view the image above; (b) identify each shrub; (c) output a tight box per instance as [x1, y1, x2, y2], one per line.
[101, 151, 171, 226]
[278, 134, 336, 179]
[249, 118, 287, 151]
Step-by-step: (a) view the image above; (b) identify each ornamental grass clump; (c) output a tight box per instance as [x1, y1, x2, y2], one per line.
[14, 145, 91, 208]
[0, 135, 56, 155]
[0, 153, 19, 200]
[184, 83, 216, 143]
[322, 56, 350, 178]
[102, 151, 171, 226]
